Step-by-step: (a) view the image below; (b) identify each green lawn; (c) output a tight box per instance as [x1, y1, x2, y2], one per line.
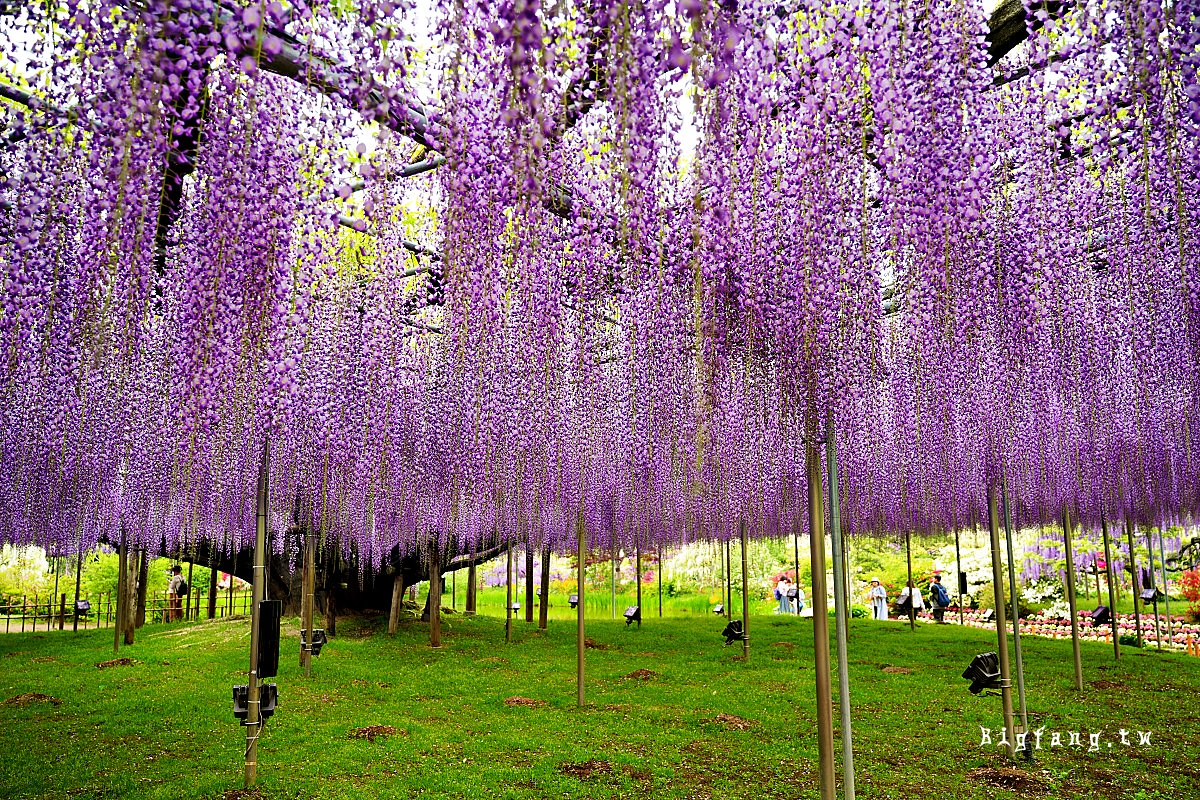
[1, 608, 1197, 799]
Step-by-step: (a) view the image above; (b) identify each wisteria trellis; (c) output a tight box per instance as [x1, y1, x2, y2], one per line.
[0, 0, 1197, 570]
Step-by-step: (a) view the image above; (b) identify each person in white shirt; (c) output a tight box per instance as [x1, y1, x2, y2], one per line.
[868, 578, 887, 620]
[897, 580, 924, 619]
[775, 577, 794, 614]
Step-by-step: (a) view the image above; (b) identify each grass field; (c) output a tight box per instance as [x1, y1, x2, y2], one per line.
[1, 607, 1198, 799]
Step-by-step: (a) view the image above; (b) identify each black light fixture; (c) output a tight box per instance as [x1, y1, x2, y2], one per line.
[958, 572, 969, 595]
[961, 652, 1003, 695]
[1089, 605, 1111, 627]
[74, 599, 91, 617]
[712, 603, 725, 615]
[1140, 587, 1164, 603]
[257, 600, 282, 679]
[509, 601, 521, 612]
[568, 594, 579, 609]
[624, 605, 641, 626]
[301, 628, 328, 656]
[981, 608, 995, 622]
[721, 619, 746, 646]
[232, 683, 278, 723]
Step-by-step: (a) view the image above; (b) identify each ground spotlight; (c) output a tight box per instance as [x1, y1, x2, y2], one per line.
[1089, 605, 1110, 627]
[568, 594, 579, 609]
[509, 602, 520, 612]
[980, 608, 995, 622]
[74, 599, 91, 617]
[712, 603, 724, 614]
[624, 606, 641, 626]
[961, 652, 1003, 696]
[1140, 587, 1164, 603]
[721, 619, 746, 646]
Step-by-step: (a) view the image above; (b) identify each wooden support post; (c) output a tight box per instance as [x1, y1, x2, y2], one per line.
[538, 545, 550, 630]
[725, 540, 732, 619]
[1101, 515, 1120, 660]
[1125, 517, 1142, 647]
[525, 544, 534, 623]
[124, 549, 138, 645]
[59, 593, 66, 630]
[576, 512, 586, 709]
[987, 484, 1017, 758]
[465, 540, 477, 615]
[806, 437, 835, 800]
[302, 525, 316, 673]
[955, 528, 965, 626]
[1061, 506, 1084, 690]
[185, 562, 194, 622]
[657, 545, 663, 618]
[387, 575, 405, 636]
[429, 541, 442, 649]
[244, 438, 269, 789]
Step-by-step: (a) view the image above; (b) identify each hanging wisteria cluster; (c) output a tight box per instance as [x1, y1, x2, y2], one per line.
[0, 0, 1197, 570]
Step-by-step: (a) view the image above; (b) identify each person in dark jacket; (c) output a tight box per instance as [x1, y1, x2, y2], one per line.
[929, 574, 951, 624]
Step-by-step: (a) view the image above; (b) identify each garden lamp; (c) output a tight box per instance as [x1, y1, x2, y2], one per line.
[1089, 605, 1110, 627]
[961, 652, 1003, 695]
[568, 594, 579, 609]
[721, 619, 746, 646]
[624, 606, 641, 626]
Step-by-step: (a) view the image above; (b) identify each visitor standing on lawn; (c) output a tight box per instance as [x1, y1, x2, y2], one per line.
[868, 577, 887, 620]
[168, 565, 186, 622]
[775, 576, 794, 614]
[929, 574, 951, 623]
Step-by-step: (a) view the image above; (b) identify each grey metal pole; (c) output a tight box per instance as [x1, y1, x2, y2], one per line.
[1125, 517, 1142, 648]
[725, 540, 732, 619]
[739, 521, 750, 659]
[1001, 482, 1030, 760]
[793, 526, 801, 615]
[611, 543, 617, 620]
[1101, 515, 1120, 659]
[72, 547, 82, 634]
[245, 437, 269, 788]
[1145, 530, 1162, 650]
[1061, 506, 1084, 690]
[904, 530, 915, 630]
[1157, 521, 1173, 641]
[987, 484, 1017, 759]
[636, 542, 643, 628]
[806, 437, 836, 800]
[657, 544, 663, 618]
[576, 512, 586, 708]
[955, 528, 964, 625]
[825, 415, 855, 800]
[506, 542, 514, 644]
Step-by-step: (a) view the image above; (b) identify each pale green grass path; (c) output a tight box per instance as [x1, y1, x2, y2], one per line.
[0, 613, 1197, 799]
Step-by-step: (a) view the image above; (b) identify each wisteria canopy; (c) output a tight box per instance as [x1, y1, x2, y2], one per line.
[1, 0, 1198, 569]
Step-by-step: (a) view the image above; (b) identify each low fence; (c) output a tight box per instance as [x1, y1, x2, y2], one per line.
[0, 588, 253, 633]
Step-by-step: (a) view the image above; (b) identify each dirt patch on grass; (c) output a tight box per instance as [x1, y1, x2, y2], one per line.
[219, 790, 265, 800]
[584, 638, 609, 650]
[504, 696, 547, 708]
[31, 656, 59, 663]
[623, 669, 658, 681]
[967, 767, 1048, 793]
[558, 759, 613, 779]
[881, 666, 912, 674]
[771, 642, 795, 649]
[348, 725, 404, 742]
[478, 656, 507, 664]
[1090, 679, 1126, 690]
[711, 713, 758, 731]
[95, 657, 138, 669]
[3, 693, 61, 707]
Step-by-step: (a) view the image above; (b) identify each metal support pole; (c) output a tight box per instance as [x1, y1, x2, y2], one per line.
[987, 484, 1017, 759]
[806, 438, 836, 800]
[114, 531, 127, 654]
[1157, 523, 1173, 640]
[1125, 517, 1142, 648]
[538, 545, 550, 630]
[636, 542, 643, 627]
[73, 548, 83, 633]
[244, 437, 269, 789]
[904, 530, 915, 630]
[657, 545, 663, 617]
[611, 543, 617, 620]
[955, 528, 964, 625]
[506, 542, 514, 644]
[429, 540, 442, 649]
[739, 521, 750, 659]
[1002, 483, 1031, 761]
[1146, 531, 1162, 650]
[725, 540, 732, 619]
[302, 525, 316, 673]
[1061, 506, 1084, 690]
[1101, 515, 1120, 660]
[576, 512, 586, 708]
[793, 526, 802, 614]
[825, 415, 855, 800]
[525, 543, 534, 623]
